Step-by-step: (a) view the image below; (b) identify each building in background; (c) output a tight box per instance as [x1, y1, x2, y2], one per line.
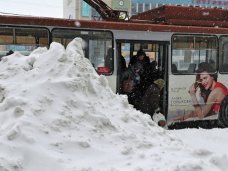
[63, 0, 228, 20]
[132, 0, 228, 15]
[63, 0, 131, 20]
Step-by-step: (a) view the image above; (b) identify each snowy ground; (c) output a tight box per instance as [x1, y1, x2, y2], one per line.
[0, 38, 228, 171]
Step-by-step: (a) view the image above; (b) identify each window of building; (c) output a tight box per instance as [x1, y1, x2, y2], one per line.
[91, 8, 100, 20]
[138, 3, 143, 13]
[145, 3, 150, 11]
[131, 2, 137, 15]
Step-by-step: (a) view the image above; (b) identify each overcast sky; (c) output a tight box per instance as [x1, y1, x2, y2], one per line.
[0, 0, 63, 18]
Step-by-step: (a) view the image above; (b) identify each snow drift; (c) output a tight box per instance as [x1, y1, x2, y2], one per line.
[0, 38, 227, 171]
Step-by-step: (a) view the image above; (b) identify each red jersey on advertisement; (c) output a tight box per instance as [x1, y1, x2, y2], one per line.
[213, 82, 228, 113]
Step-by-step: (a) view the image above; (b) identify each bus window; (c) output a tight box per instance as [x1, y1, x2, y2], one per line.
[120, 43, 130, 67]
[133, 43, 158, 63]
[172, 35, 218, 74]
[0, 28, 13, 44]
[0, 27, 49, 58]
[52, 29, 113, 74]
[219, 36, 228, 73]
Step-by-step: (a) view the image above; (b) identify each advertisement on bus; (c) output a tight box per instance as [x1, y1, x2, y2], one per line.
[168, 68, 228, 123]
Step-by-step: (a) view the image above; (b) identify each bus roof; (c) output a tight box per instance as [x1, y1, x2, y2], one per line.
[131, 5, 228, 28]
[1, 5, 228, 34]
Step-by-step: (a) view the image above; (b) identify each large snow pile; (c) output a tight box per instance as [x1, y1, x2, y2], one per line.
[0, 38, 228, 171]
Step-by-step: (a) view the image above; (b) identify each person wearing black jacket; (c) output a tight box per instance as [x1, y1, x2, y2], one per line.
[129, 49, 150, 68]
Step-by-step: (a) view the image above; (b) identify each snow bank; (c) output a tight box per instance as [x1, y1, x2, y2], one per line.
[0, 38, 227, 171]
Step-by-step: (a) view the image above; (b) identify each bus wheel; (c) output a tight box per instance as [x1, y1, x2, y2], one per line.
[218, 96, 228, 127]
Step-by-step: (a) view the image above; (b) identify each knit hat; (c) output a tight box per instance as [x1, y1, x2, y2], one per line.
[154, 79, 165, 91]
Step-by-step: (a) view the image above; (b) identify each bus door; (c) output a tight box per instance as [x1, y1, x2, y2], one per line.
[158, 44, 169, 116]
[116, 40, 169, 116]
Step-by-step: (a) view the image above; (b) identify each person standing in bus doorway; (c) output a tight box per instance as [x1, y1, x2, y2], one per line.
[139, 78, 166, 127]
[172, 62, 228, 121]
[104, 48, 114, 71]
[129, 49, 150, 69]
[119, 55, 126, 72]
[129, 49, 151, 94]
[121, 62, 144, 108]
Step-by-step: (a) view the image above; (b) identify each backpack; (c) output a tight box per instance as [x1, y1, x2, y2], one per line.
[139, 84, 160, 115]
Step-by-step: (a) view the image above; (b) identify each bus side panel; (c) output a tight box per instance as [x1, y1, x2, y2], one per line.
[219, 74, 228, 88]
[168, 73, 228, 123]
[105, 75, 117, 93]
[167, 75, 200, 121]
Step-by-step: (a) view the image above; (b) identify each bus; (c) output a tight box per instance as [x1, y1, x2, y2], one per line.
[1, 5, 228, 129]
